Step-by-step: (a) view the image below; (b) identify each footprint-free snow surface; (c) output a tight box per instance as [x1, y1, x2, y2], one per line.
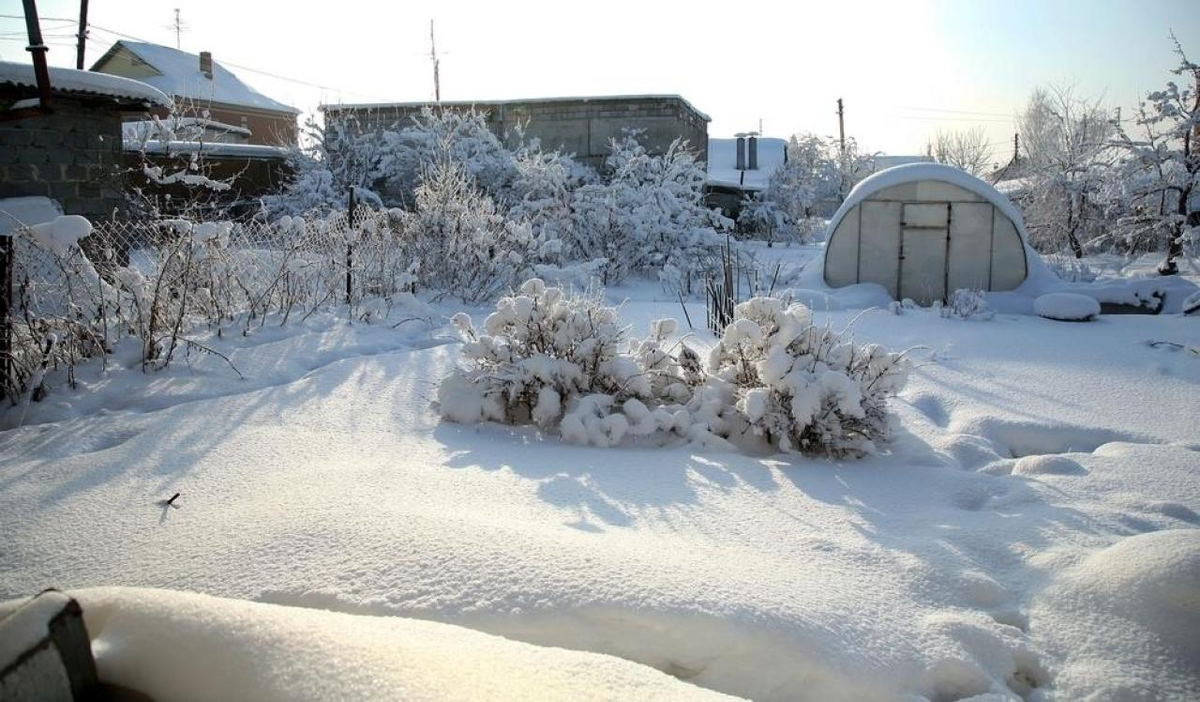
[1, 287, 1198, 701]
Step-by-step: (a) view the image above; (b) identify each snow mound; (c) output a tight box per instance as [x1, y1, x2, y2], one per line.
[1033, 293, 1099, 322]
[24, 215, 93, 256]
[1032, 530, 1200, 700]
[1011, 454, 1086, 476]
[67, 587, 736, 702]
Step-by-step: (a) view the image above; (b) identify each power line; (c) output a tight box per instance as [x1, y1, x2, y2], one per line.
[897, 105, 1014, 118]
[892, 114, 1013, 123]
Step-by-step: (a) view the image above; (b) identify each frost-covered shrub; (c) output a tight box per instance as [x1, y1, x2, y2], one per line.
[437, 280, 696, 439]
[941, 289, 994, 320]
[439, 284, 909, 458]
[706, 297, 910, 456]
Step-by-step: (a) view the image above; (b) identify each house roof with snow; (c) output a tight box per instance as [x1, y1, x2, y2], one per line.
[0, 60, 169, 108]
[91, 41, 299, 115]
[706, 137, 788, 192]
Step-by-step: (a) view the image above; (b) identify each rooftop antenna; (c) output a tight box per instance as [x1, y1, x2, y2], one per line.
[169, 8, 187, 49]
[429, 19, 441, 103]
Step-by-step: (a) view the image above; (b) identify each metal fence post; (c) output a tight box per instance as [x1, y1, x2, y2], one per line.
[346, 186, 356, 305]
[0, 235, 12, 396]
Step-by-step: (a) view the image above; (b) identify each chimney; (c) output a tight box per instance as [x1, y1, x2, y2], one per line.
[199, 51, 213, 79]
[735, 136, 746, 170]
[748, 136, 758, 170]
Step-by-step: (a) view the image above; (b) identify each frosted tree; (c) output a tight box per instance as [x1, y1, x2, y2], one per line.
[927, 127, 994, 176]
[373, 108, 521, 207]
[571, 133, 728, 289]
[265, 114, 385, 216]
[405, 156, 534, 302]
[1016, 85, 1115, 257]
[1107, 37, 1199, 275]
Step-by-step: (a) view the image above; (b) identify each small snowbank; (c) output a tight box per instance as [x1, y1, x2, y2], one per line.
[64, 587, 735, 701]
[1033, 293, 1099, 322]
[24, 215, 93, 256]
[1031, 530, 1200, 700]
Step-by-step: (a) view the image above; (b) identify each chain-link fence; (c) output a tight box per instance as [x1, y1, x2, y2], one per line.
[2, 208, 416, 403]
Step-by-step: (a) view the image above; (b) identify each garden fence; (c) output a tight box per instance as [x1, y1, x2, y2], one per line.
[1, 207, 414, 403]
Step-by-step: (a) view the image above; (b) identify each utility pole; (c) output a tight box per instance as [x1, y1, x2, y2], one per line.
[429, 19, 441, 103]
[1012, 132, 1020, 163]
[836, 98, 845, 153]
[75, 0, 88, 69]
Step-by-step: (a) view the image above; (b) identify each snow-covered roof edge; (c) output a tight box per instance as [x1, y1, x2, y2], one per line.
[0, 60, 169, 108]
[823, 163, 1054, 291]
[321, 94, 711, 122]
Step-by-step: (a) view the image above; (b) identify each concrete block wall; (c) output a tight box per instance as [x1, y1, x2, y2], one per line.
[0, 99, 125, 220]
[327, 96, 710, 169]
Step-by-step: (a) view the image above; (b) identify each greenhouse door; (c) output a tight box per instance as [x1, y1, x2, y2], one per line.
[898, 202, 949, 304]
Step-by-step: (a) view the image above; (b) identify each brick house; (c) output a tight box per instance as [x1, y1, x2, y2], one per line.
[91, 41, 299, 146]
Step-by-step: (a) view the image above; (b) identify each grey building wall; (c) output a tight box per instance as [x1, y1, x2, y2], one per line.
[0, 99, 125, 220]
[324, 95, 710, 169]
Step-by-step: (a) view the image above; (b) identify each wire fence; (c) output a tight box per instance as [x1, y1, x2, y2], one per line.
[2, 208, 417, 404]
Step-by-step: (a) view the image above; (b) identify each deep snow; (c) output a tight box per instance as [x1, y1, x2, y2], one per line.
[1, 247, 1198, 701]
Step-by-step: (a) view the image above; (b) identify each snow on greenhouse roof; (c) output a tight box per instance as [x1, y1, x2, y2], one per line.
[706, 137, 788, 191]
[0, 60, 169, 107]
[93, 41, 299, 115]
[826, 163, 1033, 244]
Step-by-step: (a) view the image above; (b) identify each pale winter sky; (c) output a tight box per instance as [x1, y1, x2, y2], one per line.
[2, 0, 1196, 166]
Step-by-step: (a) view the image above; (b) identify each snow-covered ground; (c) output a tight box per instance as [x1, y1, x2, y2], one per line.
[1, 244, 1198, 701]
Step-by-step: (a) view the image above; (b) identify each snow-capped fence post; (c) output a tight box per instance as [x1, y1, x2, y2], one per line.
[346, 186, 356, 305]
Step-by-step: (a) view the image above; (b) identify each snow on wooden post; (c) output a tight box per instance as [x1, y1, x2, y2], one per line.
[346, 186, 356, 305]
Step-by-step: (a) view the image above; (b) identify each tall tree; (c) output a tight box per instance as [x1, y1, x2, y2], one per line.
[1016, 85, 1114, 257]
[927, 127, 993, 176]
[1110, 36, 1199, 275]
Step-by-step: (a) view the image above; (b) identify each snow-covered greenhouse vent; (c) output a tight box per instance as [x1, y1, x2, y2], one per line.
[823, 163, 1031, 305]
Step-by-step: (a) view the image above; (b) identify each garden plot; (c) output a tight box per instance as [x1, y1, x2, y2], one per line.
[0, 275, 1198, 701]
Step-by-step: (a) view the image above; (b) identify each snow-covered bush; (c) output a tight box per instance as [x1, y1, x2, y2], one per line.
[940, 289, 994, 320]
[439, 284, 909, 458]
[437, 280, 693, 436]
[705, 297, 910, 456]
[571, 134, 729, 290]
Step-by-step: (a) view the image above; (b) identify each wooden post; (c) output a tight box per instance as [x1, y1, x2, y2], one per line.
[837, 98, 845, 153]
[346, 187, 356, 304]
[75, 0, 88, 70]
